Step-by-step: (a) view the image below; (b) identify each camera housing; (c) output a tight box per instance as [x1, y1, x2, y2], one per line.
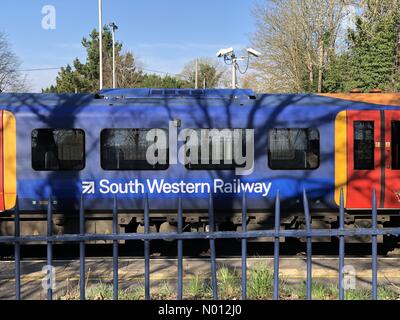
[246, 48, 261, 57]
[216, 47, 234, 58]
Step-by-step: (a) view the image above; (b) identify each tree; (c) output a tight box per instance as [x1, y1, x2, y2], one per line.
[139, 74, 189, 88]
[45, 27, 189, 93]
[250, 0, 351, 93]
[45, 27, 123, 93]
[0, 32, 29, 92]
[180, 58, 225, 88]
[325, 0, 400, 92]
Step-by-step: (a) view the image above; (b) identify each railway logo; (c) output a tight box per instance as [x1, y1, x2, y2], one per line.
[81, 179, 272, 197]
[82, 181, 95, 194]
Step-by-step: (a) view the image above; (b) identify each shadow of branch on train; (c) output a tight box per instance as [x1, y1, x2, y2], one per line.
[1, 93, 95, 236]
[1, 90, 398, 246]
[159, 92, 352, 226]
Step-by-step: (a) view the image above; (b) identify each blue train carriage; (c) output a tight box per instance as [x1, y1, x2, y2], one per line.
[0, 88, 399, 243]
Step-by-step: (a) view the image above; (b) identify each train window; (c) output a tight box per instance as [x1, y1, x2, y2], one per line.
[31, 129, 85, 171]
[101, 129, 169, 170]
[184, 129, 247, 170]
[392, 121, 400, 170]
[354, 121, 374, 170]
[268, 128, 319, 170]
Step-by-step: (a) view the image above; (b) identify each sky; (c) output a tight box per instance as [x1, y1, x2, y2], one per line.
[0, 0, 257, 92]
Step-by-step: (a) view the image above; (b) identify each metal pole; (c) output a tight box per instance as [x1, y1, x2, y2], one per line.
[112, 196, 119, 300]
[273, 190, 281, 300]
[98, 0, 103, 91]
[47, 197, 53, 300]
[372, 189, 378, 300]
[232, 57, 237, 89]
[241, 192, 247, 300]
[338, 188, 345, 300]
[112, 26, 116, 89]
[79, 195, 85, 300]
[195, 59, 198, 89]
[14, 197, 20, 300]
[177, 197, 183, 300]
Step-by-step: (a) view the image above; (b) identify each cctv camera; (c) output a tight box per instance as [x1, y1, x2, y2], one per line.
[216, 47, 234, 58]
[247, 48, 261, 58]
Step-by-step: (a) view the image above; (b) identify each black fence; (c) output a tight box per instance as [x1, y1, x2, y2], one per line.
[5, 188, 400, 300]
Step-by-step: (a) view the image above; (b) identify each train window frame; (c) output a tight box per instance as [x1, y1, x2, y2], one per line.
[31, 128, 86, 171]
[100, 128, 169, 171]
[184, 128, 248, 171]
[353, 121, 375, 171]
[267, 128, 320, 171]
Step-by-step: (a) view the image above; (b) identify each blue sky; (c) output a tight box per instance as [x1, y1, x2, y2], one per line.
[0, 0, 257, 92]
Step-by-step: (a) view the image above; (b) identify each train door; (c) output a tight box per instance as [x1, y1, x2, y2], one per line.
[0, 110, 16, 212]
[342, 110, 400, 209]
[384, 110, 400, 208]
[346, 110, 382, 209]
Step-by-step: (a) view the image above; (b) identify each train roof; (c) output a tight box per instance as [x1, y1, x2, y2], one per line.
[0, 89, 400, 111]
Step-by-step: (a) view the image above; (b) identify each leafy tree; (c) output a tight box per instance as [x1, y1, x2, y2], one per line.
[323, 0, 400, 92]
[140, 74, 189, 88]
[44, 27, 188, 93]
[44, 27, 123, 93]
[180, 58, 225, 88]
[323, 53, 352, 93]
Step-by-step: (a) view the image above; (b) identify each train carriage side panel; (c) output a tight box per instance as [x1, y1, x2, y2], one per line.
[3, 92, 400, 215]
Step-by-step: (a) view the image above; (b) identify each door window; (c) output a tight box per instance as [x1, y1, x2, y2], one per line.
[354, 121, 374, 170]
[391, 121, 400, 170]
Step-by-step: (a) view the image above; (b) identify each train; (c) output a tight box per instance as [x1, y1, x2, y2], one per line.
[0, 88, 399, 243]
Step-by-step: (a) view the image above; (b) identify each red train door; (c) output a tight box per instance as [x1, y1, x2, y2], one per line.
[347, 111, 382, 208]
[384, 111, 400, 208]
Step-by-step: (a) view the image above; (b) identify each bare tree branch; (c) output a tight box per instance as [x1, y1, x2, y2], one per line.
[250, 0, 352, 93]
[0, 32, 30, 92]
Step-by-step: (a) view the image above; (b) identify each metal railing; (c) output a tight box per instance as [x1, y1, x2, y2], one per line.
[5, 188, 400, 300]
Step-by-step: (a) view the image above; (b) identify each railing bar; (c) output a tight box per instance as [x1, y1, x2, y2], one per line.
[372, 189, 378, 300]
[209, 193, 218, 300]
[79, 194, 85, 300]
[47, 196, 53, 301]
[14, 196, 20, 300]
[177, 196, 183, 300]
[112, 195, 118, 301]
[241, 192, 247, 301]
[339, 188, 345, 300]
[303, 189, 312, 301]
[0, 227, 398, 243]
[144, 193, 151, 301]
[273, 190, 280, 300]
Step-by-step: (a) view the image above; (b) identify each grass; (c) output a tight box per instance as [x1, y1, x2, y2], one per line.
[59, 266, 400, 300]
[184, 275, 212, 300]
[247, 265, 275, 299]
